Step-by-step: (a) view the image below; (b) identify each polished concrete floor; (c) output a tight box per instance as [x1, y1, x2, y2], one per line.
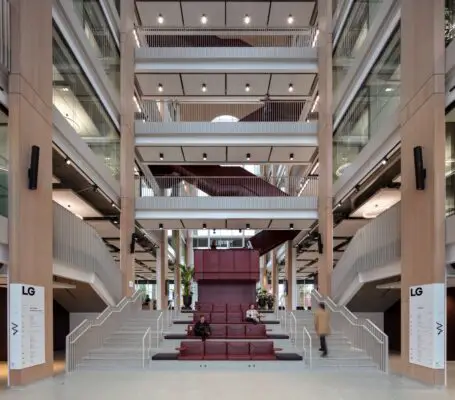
[0, 364, 453, 399]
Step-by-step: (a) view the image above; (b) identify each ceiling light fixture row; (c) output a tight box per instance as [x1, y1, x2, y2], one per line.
[156, 13, 294, 26]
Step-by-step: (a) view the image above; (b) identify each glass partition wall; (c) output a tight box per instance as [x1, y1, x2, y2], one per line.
[333, 26, 400, 180]
[52, 25, 120, 180]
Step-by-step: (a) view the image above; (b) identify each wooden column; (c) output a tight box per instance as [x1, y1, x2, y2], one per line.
[285, 241, 294, 310]
[399, 0, 446, 385]
[8, 0, 53, 386]
[173, 230, 181, 310]
[317, 0, 334, 297]
[119, 0, 135, 297]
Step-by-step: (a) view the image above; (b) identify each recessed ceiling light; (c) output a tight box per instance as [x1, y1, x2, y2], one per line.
[159, 153, 164, 161]
[381, 159, 387, 165]
[290, 223, 294, 230]
[201, 83, 207, 92]
[288, 83, 294, 92]
[203, 223, 207, 230]
[246, 153, 251, 161]
[158, 83, 163, 92]
[159, 223, 163, 230]
[289, 153, 294, 161]
[67, 204, 71, 208]
[202, 153, 207, 161]
[246, 223, 250, 230]
[157, 14, 164, 24]
[201, 14, 208, 24]
[245, 83, 250, 92]
[243, 14, 251, 25]
[111, 202, 116, 208]
[65, 158, 71, 165]
[385, 87, 393, 92]
[287, 14, 294, 24]
[113, 219, 119, 224]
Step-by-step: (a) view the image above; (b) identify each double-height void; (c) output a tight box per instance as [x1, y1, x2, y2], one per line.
[133, 0, 320, 255]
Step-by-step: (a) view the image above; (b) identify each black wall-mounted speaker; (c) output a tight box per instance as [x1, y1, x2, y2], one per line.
[413, 146, 426, 190]
[130, 233, 137, 254]
[316, 233, 323, 254]
[28, 145, 40, 190]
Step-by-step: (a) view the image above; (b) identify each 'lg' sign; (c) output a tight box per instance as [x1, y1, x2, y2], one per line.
[410, 287, 423, 297]
[22, 286, 35, 296]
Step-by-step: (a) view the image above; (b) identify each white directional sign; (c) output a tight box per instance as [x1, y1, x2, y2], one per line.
[409, 283, 445, 369]
[9, 284, 46, 369]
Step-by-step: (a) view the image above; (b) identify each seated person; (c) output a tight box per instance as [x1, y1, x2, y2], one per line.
[210, 239, 217, 250]
[193, 315, 211, 341]
[245, 304, 262, 324]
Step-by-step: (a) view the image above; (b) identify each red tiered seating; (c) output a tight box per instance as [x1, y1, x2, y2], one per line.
[250, 342, 276, 360]
[198, 303, 213, 313]
[245, 324, 267, 338]
[212, 304, 227, 313]
[227, 325, 245, 338]
[210, 313, 227, 324]
[227, 342, 251, 360]
[227, 304, 241, 313]
[227, 313, 243, 324]
[193, 312, 211, 323]
[177, 341, 204, 360]
[204, 342, 227, 360]
[210, 325, 227, 338]
[186, 324, 268, 339]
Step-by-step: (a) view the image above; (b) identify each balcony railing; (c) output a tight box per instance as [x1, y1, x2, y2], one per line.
[53, 202, 122, 303]
[137, 27, 316, 49]
[136, 100, 310, 123]
[140, 176, 318, 198]
[332, 203, 401, 302]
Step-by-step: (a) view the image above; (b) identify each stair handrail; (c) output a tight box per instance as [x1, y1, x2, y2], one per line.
[156, 312, 164, 348]
[312, 289, 388, 373]
[302, 326, 312, 369]
[289, 312, 297, 345]
[142, 326, 152, 369]
[65, 289, 142, 373]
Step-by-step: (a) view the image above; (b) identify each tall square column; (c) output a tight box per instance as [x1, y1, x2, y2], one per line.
[399, 0, 446, 385]
[8, 0, 53, 386]
[317, 0, 334, 296]
[119, 0, 135, 297]
[156, 230, 168, 310]
[285, 241, 294, 310]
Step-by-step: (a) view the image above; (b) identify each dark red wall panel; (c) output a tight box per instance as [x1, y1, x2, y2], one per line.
[198, 282, 256, 305]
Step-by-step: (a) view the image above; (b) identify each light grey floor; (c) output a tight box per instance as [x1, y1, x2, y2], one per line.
[1, 366, 454, 399]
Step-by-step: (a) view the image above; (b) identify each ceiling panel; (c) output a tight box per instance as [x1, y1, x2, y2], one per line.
[226, 74, 270, 96]
[269, 73, 316, 96]
[181, 1, 225, 27]
[225, 1, 270, 28]
[227, 146, 271, 163]
[135, 252, 156, 261]
[181, 219, 226, 229]
[226, 219, 270, 229]
[53, 189, 102, 218]
[333, 219, 369, 237]
[142, 260, 157, 268]
[268, 1, 315, 27]
[269, 146, 315, 163]
[138, 219, 185, 230]
[350, 188, 401, 219]
[137, 74, 183, 96]
[137, 146, 185, 163]
[85, 219, 119, 238]
[181, 74, 225, 96]
[269, 219, 314, 230]
[183, 146, 226, 162]
[137, 1, 183, 27]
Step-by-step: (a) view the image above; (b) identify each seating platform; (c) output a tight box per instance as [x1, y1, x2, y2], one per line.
[194, 302, 274, 314]
[151, 352, 303, 361]
[173, 312, 279, 325]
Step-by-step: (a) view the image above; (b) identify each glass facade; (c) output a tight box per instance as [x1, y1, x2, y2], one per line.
[71, 0, 120, 91]
[446, 0, 455, 46]
[333, 0, 384, 93]
[53, 25, 120, 180]
[333, 26, 400, 180]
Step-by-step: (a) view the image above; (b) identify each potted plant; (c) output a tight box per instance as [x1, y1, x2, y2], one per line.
[256, 288, 268, 309]
[180, 264, 194, 310]
[266, 293, 275, 310]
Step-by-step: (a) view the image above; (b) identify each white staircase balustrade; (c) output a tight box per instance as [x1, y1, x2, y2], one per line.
[142, 327, 152, 369]
[302, 326, 312, 368]
[65, 290, 143, 372]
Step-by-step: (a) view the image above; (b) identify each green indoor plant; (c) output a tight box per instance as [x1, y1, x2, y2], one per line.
[180, 264, 194, 310]
[256, 288, 268, 309]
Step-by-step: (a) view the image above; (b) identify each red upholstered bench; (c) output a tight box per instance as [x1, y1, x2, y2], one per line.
[227, 342, 251, 360]
[210, 324, 227, 338]
[245, 324, 267, 338]
[227, 313, 243, 324]
[250, 341, 276, 360]
[198, 303, 213, 313]
[177, 341, 204, 360]
[210, 313, 227, 324]
[227, 324, 246, 338]
[227, 304, 241, 313]
[212, 304, 226, 313]
[193, 312, 211, 323]
[204, 341, 227, 360]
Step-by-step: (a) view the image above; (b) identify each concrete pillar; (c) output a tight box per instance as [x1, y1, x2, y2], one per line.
[173, 230, 181, 310]
[259, 256, 268, 289]
[317, 0, 334, 297]
[285, 241, 294, 310]
[185, 230, 196, 306]
[119, 0, 135, 297]
[156, 230, 168, 310]
[8, 0, 54, 386]
[399, 0, 446, 385]
[271, 249, 278, 300]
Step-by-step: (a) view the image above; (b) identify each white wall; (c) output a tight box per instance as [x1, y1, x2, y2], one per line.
[355, 312, 384, 331]
[70, 312, 99, 331]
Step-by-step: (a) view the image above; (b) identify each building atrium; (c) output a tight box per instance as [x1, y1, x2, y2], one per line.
[0, 0, 454, 398]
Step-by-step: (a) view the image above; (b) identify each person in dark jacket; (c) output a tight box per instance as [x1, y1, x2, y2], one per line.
[210, 240, 217, 250]
[194, 315, 211, 341]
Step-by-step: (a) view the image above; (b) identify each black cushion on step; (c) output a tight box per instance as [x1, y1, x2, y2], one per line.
[276, 353, 303, 361]
[151, 353, 179, 361]
[164, 334, 290, 340]
[173, 320, 279, 325]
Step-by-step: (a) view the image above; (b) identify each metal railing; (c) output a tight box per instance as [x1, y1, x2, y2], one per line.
[142, 327, 152, 369]
[332, 203, 401, 302]
[0, 0, 9, 72]
[302, 326, 312, 368]
[137, 27, 316, 49]
[289, 312, 297, 345]
[65, 290, 142, 372]
[312, 290, 388, 373]
[140, 175, 318, 198]
[137, 100, 311, 123]
[156, 312, 164, 348]
[53, 202, 122, 303]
